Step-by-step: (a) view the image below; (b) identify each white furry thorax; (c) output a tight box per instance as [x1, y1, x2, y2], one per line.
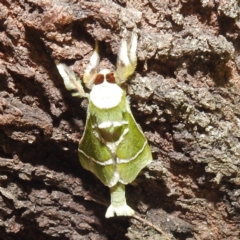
[90, 69, 123, 109]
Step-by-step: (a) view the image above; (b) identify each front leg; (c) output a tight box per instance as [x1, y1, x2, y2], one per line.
[116, 30, 138, 85]
[55, 61, 88, 98]
[55, 40, 100, 97]
[83, 40, 100, 89]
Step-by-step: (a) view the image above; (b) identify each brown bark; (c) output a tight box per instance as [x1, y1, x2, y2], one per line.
[0, 0, 240, 239]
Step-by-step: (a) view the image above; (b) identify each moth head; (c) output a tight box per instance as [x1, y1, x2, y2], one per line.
[90, 68, 123, 108]
[94, 69, 116, 86]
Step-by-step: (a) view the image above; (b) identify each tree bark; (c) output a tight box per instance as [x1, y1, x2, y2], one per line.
[0, 0, 240, 239]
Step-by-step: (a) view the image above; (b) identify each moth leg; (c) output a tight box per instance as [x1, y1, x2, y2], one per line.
[116, 29, 138, 85]
[83, 40, 100, 89]
[55, 61, 88, 98]
[105, 182, 135, 218]
[128, 29, 138, 72]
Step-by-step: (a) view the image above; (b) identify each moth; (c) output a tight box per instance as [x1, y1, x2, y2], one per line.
[56, 31, 152, 218]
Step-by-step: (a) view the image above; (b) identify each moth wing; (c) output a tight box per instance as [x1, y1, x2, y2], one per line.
[116, 112, 152, 184]
[78, 116, 115, 187]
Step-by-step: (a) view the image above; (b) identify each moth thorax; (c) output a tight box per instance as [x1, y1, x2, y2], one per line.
[90, 71, 123, 109]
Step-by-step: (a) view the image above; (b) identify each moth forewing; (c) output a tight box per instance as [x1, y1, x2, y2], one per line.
[116, 108, 152, 183]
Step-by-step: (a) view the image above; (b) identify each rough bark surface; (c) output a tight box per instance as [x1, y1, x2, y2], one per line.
[0, 0, 240, 239]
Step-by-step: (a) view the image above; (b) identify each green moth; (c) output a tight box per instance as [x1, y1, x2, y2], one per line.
[56, 30, 152, 218]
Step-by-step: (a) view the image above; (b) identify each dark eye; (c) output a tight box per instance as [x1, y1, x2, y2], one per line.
[95, 74, 104, 85]
[106, 73, 116, 84]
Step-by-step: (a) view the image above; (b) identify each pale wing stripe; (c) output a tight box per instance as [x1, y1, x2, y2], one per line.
[78, 149, 114, 166]
[98, 120, 128, 129]
[117, 140, 148, 164]
[108, 171, 120, 187]
[79, 137, 147, 165]
[106, 128, 129, 153]
[115, 128, 129, 145]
